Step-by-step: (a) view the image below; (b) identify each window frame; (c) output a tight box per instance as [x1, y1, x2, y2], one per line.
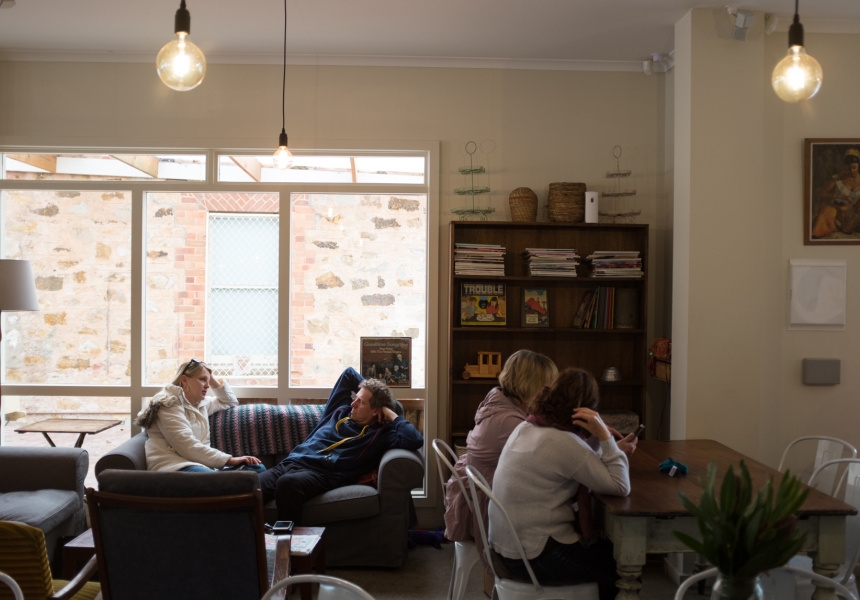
[0, 143, 439, 500]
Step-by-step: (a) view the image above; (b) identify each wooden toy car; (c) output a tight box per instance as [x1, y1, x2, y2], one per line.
[462, 351, 502, 379]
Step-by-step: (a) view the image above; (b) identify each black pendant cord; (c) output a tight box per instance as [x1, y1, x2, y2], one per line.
[281, 0, 287, 135]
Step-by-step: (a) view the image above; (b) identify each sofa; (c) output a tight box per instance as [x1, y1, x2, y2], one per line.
[0, 446, 89, 572]
[94, 402, 425, 568]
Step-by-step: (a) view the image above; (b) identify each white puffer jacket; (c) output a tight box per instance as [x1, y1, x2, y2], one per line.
[137, 383, 237, 472]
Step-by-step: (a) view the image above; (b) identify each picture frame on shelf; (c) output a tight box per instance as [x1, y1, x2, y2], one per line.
[360, 336, 411, 387]
[804, 138, 860, 245]
[521, 287, 549, 327]
[460, 282, 506, 326]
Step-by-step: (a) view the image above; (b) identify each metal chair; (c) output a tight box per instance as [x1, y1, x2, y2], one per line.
[431, 438, 481, 600]
[782, 458, 860, 600]
[464, 465, 599, 600]
[262, 574, 375, 600]
[777, 436, 857, 494]
[675, 565, 858, 600]
[0, 571, 24, 600]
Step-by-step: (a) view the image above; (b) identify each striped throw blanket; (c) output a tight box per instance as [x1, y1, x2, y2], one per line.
[209, 403, 326, 458]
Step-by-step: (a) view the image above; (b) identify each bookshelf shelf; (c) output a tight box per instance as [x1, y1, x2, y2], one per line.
[447, 221, 648, 445]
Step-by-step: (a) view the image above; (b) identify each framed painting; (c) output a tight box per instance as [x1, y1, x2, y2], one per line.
[805, 138, 860, 245]
[360, 336, 411, 387]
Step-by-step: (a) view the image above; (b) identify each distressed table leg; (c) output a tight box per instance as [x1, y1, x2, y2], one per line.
[606, 515, 647, 598]
[810, 515, 848, 600]
[616, 564, 643, 600]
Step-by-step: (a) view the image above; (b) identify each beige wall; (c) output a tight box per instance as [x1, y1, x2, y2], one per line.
[673, 9, 860, 466]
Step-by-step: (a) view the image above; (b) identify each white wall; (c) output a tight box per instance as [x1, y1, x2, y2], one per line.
[673, 10, 860, 466]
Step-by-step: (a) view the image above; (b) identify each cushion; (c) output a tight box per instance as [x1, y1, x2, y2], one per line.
[210, 404, 325, 457]
[0, 490, 80, 533]
[96, 470, 260, 498]
[302, 485, 379, 524]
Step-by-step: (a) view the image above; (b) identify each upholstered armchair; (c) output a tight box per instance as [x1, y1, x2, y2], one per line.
[0, 447, 88, 572]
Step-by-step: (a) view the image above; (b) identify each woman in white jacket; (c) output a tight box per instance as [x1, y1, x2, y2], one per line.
[490, 367, 634, 600]
[135, 359, 264, 473]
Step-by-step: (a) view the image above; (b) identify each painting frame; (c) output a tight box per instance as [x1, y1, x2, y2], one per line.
[804, 138, 860, 245]
[360, 336, 412, 388]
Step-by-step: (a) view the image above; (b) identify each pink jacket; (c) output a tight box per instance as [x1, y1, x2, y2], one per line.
[443, 386, 526, 543]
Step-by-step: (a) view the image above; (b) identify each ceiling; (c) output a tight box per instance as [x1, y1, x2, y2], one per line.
[0, 0, 858, 71]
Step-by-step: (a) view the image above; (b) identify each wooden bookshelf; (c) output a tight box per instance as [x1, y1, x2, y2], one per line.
[447, 221, 648, 443]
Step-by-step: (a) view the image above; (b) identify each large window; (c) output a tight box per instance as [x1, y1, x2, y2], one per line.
[1, 148, 432, 400]
[1, 147, 435, 493]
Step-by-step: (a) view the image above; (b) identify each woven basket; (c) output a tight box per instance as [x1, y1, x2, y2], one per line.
[509, 187, 538, 222]
[547, 182, 586, 222]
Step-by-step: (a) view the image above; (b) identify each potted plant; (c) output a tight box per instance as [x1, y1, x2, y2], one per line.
[674, 460, 809, 600]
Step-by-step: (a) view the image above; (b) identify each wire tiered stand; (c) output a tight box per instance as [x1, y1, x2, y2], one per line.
[452, 141, 494, 221]
[599, 145, 641, 223]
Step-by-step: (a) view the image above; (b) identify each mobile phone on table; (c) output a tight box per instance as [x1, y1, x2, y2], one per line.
[633, 423, 646, 439]
[272, 520, 294, 534]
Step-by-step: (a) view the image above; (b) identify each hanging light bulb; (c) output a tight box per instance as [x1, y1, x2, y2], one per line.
[273, 0, 293, 169]
[771, 0, 822, 103]
[274, 128, 293, 169]
[156, 0, 207, 92]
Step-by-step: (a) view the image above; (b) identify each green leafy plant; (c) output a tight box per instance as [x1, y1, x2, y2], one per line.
[674, 460, 809, 579]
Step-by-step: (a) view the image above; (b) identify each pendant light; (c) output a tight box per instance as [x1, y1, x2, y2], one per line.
[156, 0, 207, 92]
[771, 0, 822, 103]
[273, 0, 293, 169]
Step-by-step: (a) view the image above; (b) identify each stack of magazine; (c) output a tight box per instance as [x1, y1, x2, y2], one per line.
[584, 251, 643, 278]
[524, 248, 579, 277]
[454, 243, 505, 276]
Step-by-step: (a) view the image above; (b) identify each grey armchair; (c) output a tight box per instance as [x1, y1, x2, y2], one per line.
[0, 447, 88, 572]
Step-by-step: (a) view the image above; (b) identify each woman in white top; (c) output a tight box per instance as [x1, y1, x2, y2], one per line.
[136, 358, 264, 473]
[489, 367, 635, 600]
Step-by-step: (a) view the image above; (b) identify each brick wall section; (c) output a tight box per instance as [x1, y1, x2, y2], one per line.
[3, 187, 425, 418]
[146, 191, 280, 384]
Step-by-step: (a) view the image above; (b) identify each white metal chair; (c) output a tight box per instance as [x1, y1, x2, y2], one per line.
[777, 436, 858, 494]
[782, 458, 860, 600]
[0, 571, 24, 600]
[261, 574, 376, 600]
[431, 438, 481, 600]
[464, 465, 599, 600]
[675, 565, 859, 600]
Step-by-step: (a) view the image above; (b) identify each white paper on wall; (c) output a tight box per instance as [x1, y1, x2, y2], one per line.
[789, 259, 847, 329]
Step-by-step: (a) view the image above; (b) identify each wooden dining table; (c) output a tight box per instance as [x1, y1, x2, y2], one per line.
[593, 439, 857, 600]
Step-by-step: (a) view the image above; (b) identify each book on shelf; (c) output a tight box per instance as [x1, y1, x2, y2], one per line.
[460, 281, 506, 326]
[454, 242, 505, 276]
[574, 286, 638, 329]
[522, 287, 549, 327]
[524, 248, 579, 277]
[572, 288, 595, 328]
[584, 250, 643, 278]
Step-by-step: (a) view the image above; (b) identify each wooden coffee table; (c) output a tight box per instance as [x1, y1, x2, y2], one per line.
[15, 418, 121, 448]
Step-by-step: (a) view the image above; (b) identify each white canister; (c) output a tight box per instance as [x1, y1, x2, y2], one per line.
[585, 191, 599, 223]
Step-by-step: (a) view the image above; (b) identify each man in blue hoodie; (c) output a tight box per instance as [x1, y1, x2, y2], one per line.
[259, 367, 424, 522]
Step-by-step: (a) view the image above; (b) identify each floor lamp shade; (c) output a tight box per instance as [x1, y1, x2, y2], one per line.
[0, 260, 39, 312]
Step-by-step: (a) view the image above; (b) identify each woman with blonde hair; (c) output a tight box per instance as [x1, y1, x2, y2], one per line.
[136, 358, 264, 473]
[443, 349, 558, 593]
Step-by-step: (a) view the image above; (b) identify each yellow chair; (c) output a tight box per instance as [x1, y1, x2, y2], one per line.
[0, 521, 99, 600]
